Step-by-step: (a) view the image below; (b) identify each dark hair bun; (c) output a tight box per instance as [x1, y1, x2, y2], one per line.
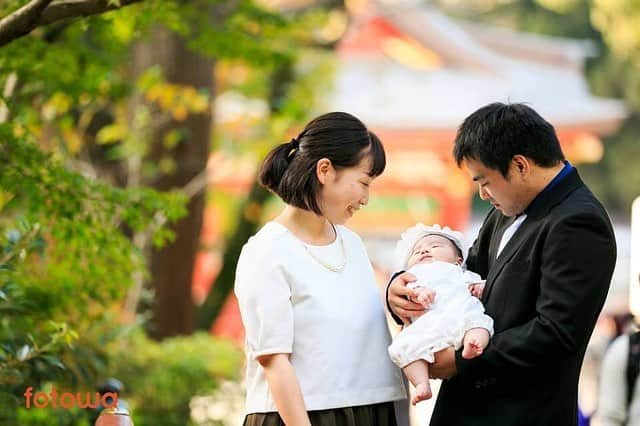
[259, 142, 294, 195]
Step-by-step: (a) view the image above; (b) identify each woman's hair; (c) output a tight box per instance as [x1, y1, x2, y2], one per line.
[259, 112, 386, 215]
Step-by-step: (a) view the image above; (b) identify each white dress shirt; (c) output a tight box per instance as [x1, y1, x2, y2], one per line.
[497, 214, 527, 258]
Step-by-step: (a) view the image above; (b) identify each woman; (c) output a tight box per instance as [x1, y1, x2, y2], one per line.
[235, 112, 406, 426]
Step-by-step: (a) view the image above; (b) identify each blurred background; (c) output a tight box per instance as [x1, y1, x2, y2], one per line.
[0, 0, 638, 424]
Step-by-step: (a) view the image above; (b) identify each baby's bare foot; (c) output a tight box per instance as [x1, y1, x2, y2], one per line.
[462, 339, 484, 359]
[411, 382, 432, 405]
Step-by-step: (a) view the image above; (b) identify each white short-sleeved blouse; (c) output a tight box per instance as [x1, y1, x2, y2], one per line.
[234, 221, 406, 414]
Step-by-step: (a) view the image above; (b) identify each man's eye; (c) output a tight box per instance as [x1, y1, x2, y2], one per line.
[361, 182, 370, 187]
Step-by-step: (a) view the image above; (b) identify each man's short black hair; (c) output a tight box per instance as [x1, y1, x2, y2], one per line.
[453, 102, 565, 177]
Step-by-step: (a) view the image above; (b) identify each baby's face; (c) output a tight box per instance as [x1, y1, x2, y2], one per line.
[407, 234, 461, 268]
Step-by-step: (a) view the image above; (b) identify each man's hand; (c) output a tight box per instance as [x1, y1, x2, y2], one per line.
[429, 347, 457, 380]
[387, 272, 426, 325]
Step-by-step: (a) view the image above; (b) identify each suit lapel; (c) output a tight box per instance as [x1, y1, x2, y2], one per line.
[487, 215, 516, 270]
[482, 216, 537, 302]
[481, 169, 585, 304]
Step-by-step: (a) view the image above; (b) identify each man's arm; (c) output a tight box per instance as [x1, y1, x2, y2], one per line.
[455, 213, 616, 386]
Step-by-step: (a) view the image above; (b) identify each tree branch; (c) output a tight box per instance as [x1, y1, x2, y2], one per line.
[38, 0, 143, 25]
[0, 0, 144, 48]
[0, 0, 53, 47]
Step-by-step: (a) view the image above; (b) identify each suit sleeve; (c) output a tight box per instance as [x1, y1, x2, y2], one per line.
[464, 234, 481, 274]
[455, 212, 616, 386]
[464, 209, 496, 279]
[386, 270, 406, 326]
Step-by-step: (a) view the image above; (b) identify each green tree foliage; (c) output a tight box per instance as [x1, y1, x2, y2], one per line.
[0, 128, 186, 423]
[107, 331, 241, 426]
[1, 0, 343, 423]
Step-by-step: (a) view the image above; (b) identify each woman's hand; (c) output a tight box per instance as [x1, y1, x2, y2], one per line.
[388, 272, 428, 325]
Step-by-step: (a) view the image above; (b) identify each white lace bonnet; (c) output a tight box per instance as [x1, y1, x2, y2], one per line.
[394, 223, 465, 270]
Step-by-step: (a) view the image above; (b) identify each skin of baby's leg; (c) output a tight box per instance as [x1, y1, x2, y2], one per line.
[402, 359, 432, 404]
[462, 327, 491, 359]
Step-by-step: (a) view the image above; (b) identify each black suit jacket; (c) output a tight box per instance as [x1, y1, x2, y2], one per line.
[388, 169, 616, 425]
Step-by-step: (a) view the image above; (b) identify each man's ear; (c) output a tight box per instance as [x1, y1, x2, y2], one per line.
[316, 158, 333, 184]
[512, 155, 531, 178]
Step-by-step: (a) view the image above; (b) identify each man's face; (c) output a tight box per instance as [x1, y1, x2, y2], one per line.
[463, 158, 528, 217]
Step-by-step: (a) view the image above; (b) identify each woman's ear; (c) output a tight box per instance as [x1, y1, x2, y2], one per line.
[316, 158, 334, 184]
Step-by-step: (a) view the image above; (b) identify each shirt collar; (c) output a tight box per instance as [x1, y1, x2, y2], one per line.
[523, 160, 574, 216]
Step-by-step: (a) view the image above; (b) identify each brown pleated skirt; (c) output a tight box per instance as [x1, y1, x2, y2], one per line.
[243, 401, 397, 426]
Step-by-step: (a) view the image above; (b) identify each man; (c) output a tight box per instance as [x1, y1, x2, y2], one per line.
[387, 102, 617, 425]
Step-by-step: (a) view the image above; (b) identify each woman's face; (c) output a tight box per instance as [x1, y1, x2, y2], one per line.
[317, 156, 374, 225]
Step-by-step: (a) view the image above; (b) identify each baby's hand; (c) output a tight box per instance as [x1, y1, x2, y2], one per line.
[468, 282, 485, 299]
[415, 288, 436, 308]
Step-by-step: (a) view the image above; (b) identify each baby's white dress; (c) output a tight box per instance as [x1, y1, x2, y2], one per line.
[388, 261, 494, 367]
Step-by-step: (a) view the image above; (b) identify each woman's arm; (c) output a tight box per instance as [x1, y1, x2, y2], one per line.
[258, 353, 311, 426]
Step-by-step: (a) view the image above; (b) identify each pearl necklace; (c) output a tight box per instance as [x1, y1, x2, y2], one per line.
[303, 225, 346, 273]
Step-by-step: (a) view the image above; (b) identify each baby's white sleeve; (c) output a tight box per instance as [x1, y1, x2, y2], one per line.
[462, 269, 483, 284]
[405, 267, 428, 290]
[234, 248, 293, 360]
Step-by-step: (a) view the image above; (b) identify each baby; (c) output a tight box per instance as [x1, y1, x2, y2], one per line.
[387, 224, 494, 404]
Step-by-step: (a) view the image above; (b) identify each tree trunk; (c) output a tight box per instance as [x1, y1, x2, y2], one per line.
[131, 26, 214, 339]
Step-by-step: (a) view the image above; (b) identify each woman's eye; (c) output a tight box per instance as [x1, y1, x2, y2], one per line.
[361, 182, 369, 187]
